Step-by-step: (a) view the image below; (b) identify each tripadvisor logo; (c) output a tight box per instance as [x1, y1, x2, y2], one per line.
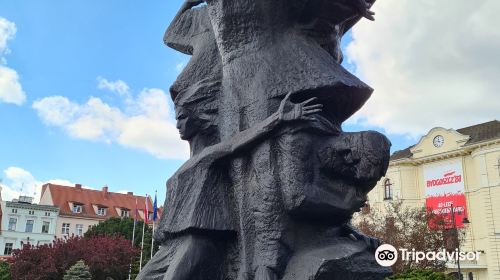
[374, 244, 482, 267]
[375, 244, 398, 267]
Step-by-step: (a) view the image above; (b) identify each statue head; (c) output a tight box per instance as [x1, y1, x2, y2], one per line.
[280, 131, 390, 224]
[174, 79, 219, 142]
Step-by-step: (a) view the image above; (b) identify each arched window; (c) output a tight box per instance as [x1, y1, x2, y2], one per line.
[384, 179, 393, 200]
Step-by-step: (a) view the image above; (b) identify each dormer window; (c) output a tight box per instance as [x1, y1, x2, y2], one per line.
[72, 203, 83, 213]
[97, 207, 107, 216]
[121, 209, 130, 218]
[384, 179, 393, 200]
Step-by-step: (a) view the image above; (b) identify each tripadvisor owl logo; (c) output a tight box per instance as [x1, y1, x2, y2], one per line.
[374, 244, 482, 267]
[375, 244, 398, 267]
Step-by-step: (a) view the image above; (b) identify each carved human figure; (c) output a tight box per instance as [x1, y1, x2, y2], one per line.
[138, 93, 324, 280]
[199, 0, 381, 278]
[142, 0, 391, 278]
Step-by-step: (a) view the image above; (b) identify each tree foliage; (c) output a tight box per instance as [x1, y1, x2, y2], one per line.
[63, 260, 91, 280]
[85, 217, 157, 253]
[10, 236, 137, 280]
[0, 261, 11, 280]
[85, 217, 159, 276]
[387, 269, 454, 280]
[355, 201, 463, 274]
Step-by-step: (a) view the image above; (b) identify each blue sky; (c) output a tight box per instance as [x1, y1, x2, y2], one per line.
[1, 0, 498, 204]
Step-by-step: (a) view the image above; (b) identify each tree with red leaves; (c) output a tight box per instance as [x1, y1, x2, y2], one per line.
[10, 236, 138, 280]
[354, 201, 462, 274]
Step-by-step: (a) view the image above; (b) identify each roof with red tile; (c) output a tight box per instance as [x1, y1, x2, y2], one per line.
[40, 183, 160, 222]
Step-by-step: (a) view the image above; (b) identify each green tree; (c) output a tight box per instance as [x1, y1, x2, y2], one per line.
[387, 269, 454, 280]
[85, 217, 159, 277]
[0, 261, 10, 280]
[63, 260, 92, 280]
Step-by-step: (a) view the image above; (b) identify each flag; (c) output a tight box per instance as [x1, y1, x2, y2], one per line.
[144, 195, 149, 224]
[153, 191, 158, 222]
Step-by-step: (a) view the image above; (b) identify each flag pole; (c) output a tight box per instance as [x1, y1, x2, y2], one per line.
[151, 191, 157, 259]
[151, 221, 155, 259]
[139, 195, 148, 271]
[128, 198, 138, 280]
[139, 218, 146, 271]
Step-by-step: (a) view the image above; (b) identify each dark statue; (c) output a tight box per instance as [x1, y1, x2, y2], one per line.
[138, 0, 391, 279]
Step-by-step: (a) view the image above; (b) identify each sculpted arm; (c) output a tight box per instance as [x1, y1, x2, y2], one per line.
[229, 92, 322, 155]
[188, 92, 322, 167]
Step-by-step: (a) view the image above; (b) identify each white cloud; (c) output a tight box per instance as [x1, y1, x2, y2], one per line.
[346, 0, 500, 136]
[0, 17, 16, 55]
[1, 167, 42, 203]
[33, 79, 189, 160]
[32, 96, 79, 126]
[97, 76, 130, 96]
[0, 167, 93, 203]
[0, 17, 25, 106]
[0, 65, 26, 105]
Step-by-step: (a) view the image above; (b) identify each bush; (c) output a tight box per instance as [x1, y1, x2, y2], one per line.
[387, 269, 454, 280]
[86, 217, 158, 276]
[0, 261, 10, 280]
[11, 236, 138, 280]
[63, 260, 91, 280]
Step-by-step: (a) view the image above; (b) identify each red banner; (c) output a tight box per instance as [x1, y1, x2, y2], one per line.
[424, 160, 467, 229]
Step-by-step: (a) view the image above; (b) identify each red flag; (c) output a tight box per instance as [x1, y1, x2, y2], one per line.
[144, 195, 149, 224]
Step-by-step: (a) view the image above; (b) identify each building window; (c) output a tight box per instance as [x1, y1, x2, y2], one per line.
[25, 220, 34, 233]
[72, 204, 83, 213]
[45, 212, 51, 217]
[121, 209, 130, 218]
[28, 210, 35, 215]
[11, 208, 17, 214]
[97, 207, 107, 216]
[42, 221, 50, 234]
[76, 224, 84, 236]
[62, 223, 70, 235]
[384, 179, 393, 200]
[8, 218, 17, 231]
[468, 272, 474, 280]
[3, 243, 13, 255]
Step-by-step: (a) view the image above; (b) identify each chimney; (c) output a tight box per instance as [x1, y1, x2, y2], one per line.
[102, 186, 109, 198]
[75, 184, 82, 190]
[127, 192, 133, 196]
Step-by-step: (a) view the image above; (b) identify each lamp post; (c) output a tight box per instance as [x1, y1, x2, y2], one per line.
[450, 203, 462, 280]
[450, 203, 470, 280]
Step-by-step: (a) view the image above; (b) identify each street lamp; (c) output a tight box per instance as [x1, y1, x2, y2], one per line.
[450, 203, 470, 280]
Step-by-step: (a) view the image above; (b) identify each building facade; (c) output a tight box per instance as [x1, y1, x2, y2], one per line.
[0, 193, 59, 257]
[364, 120, 500, 279]
[40, 183, 153, 239]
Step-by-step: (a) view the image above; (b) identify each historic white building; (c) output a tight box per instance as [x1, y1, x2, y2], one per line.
[0, 188, 59, 257]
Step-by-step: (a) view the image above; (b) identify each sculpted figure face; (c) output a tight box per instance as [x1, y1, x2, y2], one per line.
[280, 131, 390, 223]
[175, 107, 197, 141]
[175, 98, 218, 142]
